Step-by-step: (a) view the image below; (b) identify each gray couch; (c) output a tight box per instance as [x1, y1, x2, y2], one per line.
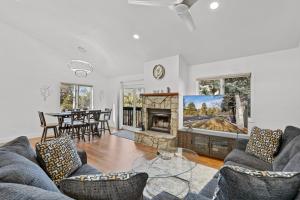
[2, 125, 300, 200]
[153, 126, 300, 200]
[0, 136, 148, 200]
[0, 136, 100, 200]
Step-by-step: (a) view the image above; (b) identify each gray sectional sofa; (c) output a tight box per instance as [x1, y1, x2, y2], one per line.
[0, 136, 100, 200]
[0, 136, 148, 200]
[1, 126, 300, 200]
[153, 126, 300, 200]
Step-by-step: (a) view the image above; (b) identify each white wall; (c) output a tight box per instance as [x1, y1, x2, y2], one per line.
[188, 47, 300, 131]
[143, 55, 189, 128]
[0, 22, 109, 142]
[144, 55, 180, 93]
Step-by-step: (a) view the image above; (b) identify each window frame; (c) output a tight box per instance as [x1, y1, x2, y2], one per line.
[60, 82, 94, 110]
[196, 73, 252, 118]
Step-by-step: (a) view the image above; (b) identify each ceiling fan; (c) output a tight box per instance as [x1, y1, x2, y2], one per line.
[128, 0, 198, 31]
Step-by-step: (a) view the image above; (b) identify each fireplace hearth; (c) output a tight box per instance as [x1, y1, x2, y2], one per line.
[148, 109, 171, 133]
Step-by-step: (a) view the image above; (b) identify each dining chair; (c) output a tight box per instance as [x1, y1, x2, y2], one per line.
[38, 111, 59, 142]
[57, 116, 71, 135]
[86, 110, 101, 141]
[99, 109, 112, 135]
[65, 111, 87, 141]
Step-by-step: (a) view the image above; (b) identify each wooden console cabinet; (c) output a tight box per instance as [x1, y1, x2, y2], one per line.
[177, 129, 237, 160]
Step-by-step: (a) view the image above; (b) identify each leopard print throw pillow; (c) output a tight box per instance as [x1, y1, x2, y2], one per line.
[246, 126, 282, 163]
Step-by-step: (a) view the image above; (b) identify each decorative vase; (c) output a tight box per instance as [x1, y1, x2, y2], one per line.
[167, 87, 171, 93]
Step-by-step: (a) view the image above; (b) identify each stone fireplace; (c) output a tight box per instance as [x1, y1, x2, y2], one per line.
[134, 93, 179, 149]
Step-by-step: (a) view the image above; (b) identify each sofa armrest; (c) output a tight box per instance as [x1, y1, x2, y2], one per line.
[235, 138, 249, 151]
[77, 149, 87, 165]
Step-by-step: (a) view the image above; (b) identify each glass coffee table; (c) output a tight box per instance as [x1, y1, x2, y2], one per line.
[132, 147, 198, 199]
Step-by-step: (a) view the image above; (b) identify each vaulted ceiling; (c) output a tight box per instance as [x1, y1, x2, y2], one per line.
[0, 0, 299, 77]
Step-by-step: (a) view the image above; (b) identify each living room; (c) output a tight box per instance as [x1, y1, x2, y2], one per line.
[0, 0, 300, 200]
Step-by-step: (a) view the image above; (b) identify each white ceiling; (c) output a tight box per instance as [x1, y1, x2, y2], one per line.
[0, 0, 299, 77]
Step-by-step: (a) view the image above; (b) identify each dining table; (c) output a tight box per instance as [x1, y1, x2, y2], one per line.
[46, 110, 111, 118]
[46, 110, 111, 135]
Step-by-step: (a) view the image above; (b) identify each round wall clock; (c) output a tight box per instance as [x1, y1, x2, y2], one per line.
[153, 64, 165, 80]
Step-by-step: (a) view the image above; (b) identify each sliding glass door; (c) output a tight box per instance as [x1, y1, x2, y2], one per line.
[122, 87, 144, 129]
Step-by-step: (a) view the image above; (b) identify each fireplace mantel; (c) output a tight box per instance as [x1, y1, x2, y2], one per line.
[140, 92, 178, 97]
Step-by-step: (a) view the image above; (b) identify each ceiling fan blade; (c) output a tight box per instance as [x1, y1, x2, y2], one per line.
[128, 0, 183, 6]
[182, 0, 198, 8]
[177, 10, 196, 31]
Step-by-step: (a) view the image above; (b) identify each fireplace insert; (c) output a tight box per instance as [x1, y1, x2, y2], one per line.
[147, 108, 171, 133]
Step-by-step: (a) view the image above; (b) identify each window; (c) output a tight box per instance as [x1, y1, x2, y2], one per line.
[60, 83, 93, 111]
[199, 80, 220, 95]
[224, 76, 251, 117]
[198, 74, 251, 117]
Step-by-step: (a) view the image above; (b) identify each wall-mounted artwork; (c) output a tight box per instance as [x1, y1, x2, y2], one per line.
[183, 95, 248, 134]
[40, 85, 51, 101]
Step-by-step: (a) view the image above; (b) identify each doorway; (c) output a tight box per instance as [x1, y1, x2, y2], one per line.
[122, 87, 144, 130]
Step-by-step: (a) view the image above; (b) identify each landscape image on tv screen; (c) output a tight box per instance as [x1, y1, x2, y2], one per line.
[183, 95, 248, 134]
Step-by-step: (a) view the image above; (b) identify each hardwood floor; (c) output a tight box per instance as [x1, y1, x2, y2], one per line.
[30, 131, 223, 173]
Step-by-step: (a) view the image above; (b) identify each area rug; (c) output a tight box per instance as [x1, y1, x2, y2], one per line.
[136, 157, 218, 199]
[112, 130, 135, 141]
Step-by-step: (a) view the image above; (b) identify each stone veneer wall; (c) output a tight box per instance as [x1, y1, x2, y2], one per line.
[142, 95, 179, 136]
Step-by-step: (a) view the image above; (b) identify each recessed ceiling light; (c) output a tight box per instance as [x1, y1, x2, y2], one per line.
[210, 1, 219, 10]
[133, 34, 140, 40]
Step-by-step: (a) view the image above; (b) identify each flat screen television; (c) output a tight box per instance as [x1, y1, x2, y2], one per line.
[183, 95, 248, 134]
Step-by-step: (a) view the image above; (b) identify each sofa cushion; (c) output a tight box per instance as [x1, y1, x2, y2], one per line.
[69, 164, 100, 177]
[282, 152, 300, 172]
[200, 177, 218, 199]
[213, 165, 300, 200]
[60, 172, 148, 200]
[279, 126, 300, 152]
[0, 182, 73, 200]
[224, 149, 272, 171]
[0, 136, 38, 164]
[245, 126, 282, 163]
[36, 136, 82, 185]
[0, 150, 59, 192]
[225, 161, 257, 170]
[273, 135, 300, 171]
